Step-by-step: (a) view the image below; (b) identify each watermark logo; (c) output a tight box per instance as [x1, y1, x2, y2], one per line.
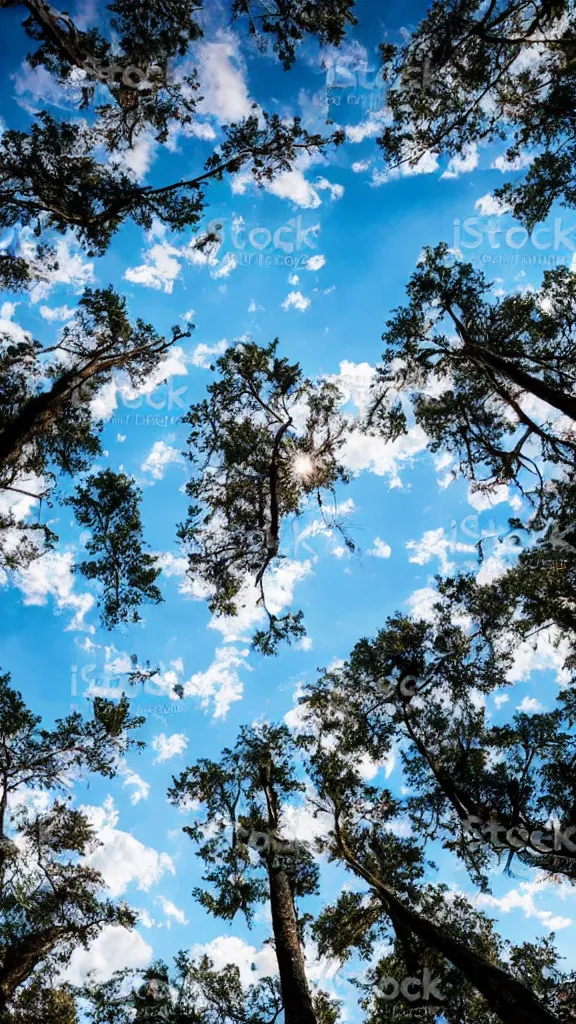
[237, 827, 304, 869]
[208, 215, 319, 269]
[453, 214, 575, 268]
[324, 58, 386, 111]
[70, 661, 184, 722]
[463, 814, 576, 854]
[375, 968, 444, 1003]
[450, 515, 576, 561]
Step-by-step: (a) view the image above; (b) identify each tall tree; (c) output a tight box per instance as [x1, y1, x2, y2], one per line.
[375, 0, 574, 226]
[302, 743, 566, 1024]
[367, 244, 576, 504]
[0, 286, 188, 624]
[178, 340, 350, 653]
[0, 112, 342, 259]
[0, 671, 144, 1013]
[1, 0, 355, 147]
[300, 609, 576, 885]
[79, 951, 285, 1024]
[168, 724, 324, 1024]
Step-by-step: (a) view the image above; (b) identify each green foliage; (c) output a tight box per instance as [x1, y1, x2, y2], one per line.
[232, 0, 357, 70]
[368, 243, 576, 503]
[0, 111, 342, 258]
[0, 285, 188, 626]
[168, 724, 318, 925]
[376, 0, 574, 226]
[65, 469, 163, 628]
[178, 339, 350, 653]
[0, 672, 144, 1012]
[80, 951, 283, 1024]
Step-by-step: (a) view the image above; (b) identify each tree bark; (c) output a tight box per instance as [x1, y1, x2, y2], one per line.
[448, 306, 576, 422]
[338, 838, 561, 1024]
[268, 865, 318, 1024]
[0, 363, 92, 471]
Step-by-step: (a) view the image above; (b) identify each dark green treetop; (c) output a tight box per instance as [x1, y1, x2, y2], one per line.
[367, 244, 576, 505]
[375, 0, 574, 226]
[178, 339, 351, 654]
[0, 286, 189, 627]
[0, 671, 144, 1013]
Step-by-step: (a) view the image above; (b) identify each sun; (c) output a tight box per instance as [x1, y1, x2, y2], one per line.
[291, 453, 316, 481]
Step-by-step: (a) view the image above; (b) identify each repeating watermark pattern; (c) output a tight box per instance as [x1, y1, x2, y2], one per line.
[70, 662, 185, 722]
[375, 968, 444, 1003]
[450, 515, 576, 561]
[237, 827, 304, 868]
[376, 674, 419, 700]
[320, 41, 433, 114]
[453, 215, 575, 268]
[110, 413, 184, 429]
[207, 215, 319, 270]
[324, 58, 386, 111]
[82, 57, 164, 89]
[463, 814, 576, 854]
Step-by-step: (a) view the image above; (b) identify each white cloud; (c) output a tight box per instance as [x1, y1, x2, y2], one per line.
[475, 193, 512, 216]
[372, 149, 439, 186]
[209, 559, 312, 645]
[504, 626, 571, 686]
[182, 646, 249, 719]
[110, 132, 156, 182]
[491, 149, 535, 173]
[405, 586, 442, 623]
[281, 290, 311, 312]
[232, 152, 335, 210]
[141, 440, 183, 481]
[151, 732, 189, 763]
[476, 875, 572, 931]
[406, 526, 475, 574]
[157, 896, 188, 926]
[345, 112, 389, 143]
[191, 340, 229, 368]
[13, 550, 94, 630]
[367, 537, 391, 559]
[124, 242, 183, 293]
[210, 251, 238, 279]
[0, 302, 31, 346]
[306, 255, 326, 271]
[351, 159, 372, 173]
[27, 235, 94, 303]
[62, 924, 152, 986]
[39, 304, 75, 322]
[83, 796, 175, 897]
[340, 423, 428, 486]
[441, 144, 479, 179]
[516, 696, 545, 713]
[118, 763, 151, 806]
[467, 483, 522, 513]
[196, 34, 254, 123]
[189, 935, 277, 987]
[314, 177, 344, 201]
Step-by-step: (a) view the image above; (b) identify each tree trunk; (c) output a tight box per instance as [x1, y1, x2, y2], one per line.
[340, 842, 561, 1024]
[475, 343, 576, 423]
[268, 865, 318, 1024]
[0, 366, 87, 471]
[448, 305, 576, 423]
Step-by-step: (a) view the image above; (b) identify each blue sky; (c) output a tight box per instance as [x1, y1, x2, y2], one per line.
[1, 0, 576, 1015]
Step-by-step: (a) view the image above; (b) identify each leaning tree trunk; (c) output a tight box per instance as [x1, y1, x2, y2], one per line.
[340, 840, 561, 1024]
[450, 307, 576, 423]
[268, 864, 318, 1024]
